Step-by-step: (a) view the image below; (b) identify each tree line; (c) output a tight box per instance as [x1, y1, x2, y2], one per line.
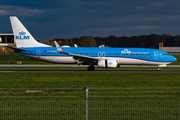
[44, 34, 180, 49]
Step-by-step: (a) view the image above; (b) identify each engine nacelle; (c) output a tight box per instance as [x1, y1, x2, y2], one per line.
[98, 59, 118, 68]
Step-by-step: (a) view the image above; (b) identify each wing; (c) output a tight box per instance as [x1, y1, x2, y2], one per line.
[54, 41, 101, 65]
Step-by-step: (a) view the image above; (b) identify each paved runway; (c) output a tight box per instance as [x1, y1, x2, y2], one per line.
[0, 70, 180, 73]
[0, 64, 179, 73]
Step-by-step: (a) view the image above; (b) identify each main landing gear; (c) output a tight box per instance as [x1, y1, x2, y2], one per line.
[87, 65, 95, 71]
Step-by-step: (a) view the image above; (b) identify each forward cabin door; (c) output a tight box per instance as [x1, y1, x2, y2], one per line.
[154, 51, 158, 59]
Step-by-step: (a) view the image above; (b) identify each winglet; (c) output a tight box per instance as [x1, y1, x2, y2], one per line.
[74, 44, 78, 47]
[54, 41, 64, 53]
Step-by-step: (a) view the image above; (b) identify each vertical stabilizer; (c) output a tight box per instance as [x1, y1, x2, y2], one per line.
[10, 16, 51, 48]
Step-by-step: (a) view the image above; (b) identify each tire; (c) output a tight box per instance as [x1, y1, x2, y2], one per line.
[87, 66, 95, 71]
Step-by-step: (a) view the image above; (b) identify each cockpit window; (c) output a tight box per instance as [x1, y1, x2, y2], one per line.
[163, 53, 169, 55]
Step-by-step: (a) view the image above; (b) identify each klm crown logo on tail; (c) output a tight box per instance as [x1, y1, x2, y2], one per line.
[19, 31, 26, 35]
[16, 31, 30, 40]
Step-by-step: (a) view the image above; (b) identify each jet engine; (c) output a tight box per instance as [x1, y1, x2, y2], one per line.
[98, 59, 118, 68]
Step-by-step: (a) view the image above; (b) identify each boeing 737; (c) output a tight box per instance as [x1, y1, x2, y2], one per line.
[6, 16, 177, 71]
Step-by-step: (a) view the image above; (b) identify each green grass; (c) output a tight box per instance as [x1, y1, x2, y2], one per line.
[0, 100, 178, 120]
[0, 73, 180, 101]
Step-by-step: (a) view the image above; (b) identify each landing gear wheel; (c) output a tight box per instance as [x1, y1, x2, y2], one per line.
[157, 67, 160, 71]
[87, 66, 95, 71]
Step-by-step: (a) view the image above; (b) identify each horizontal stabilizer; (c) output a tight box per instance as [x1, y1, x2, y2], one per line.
[3, 46, 27, 51]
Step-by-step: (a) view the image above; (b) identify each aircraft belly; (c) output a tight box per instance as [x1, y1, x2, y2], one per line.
[56, 57, 76, 63]
[117, 58, 143, 64]
[40, 56, 76, 64]
[114, 57, 170, 65]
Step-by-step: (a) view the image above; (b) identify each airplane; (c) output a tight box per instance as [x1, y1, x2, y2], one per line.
[6, 16, 177, 71]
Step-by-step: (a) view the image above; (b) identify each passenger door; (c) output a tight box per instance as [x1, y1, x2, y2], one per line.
[154, 51, 158, 59]
[36, 49, 41, 58]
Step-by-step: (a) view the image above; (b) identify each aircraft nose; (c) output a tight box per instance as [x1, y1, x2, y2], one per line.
[170, 55, 177, 62]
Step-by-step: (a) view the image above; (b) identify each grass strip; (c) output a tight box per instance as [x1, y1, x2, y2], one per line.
[0, 73, 179, 100]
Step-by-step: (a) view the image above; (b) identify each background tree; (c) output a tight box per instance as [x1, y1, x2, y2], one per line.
[44, 34, 180, 49]
[79, 36, 96, 47]
[44, 40, 54, 46]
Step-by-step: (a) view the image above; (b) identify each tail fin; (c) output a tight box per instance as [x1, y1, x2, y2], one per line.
[10, 16, 51, 48]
